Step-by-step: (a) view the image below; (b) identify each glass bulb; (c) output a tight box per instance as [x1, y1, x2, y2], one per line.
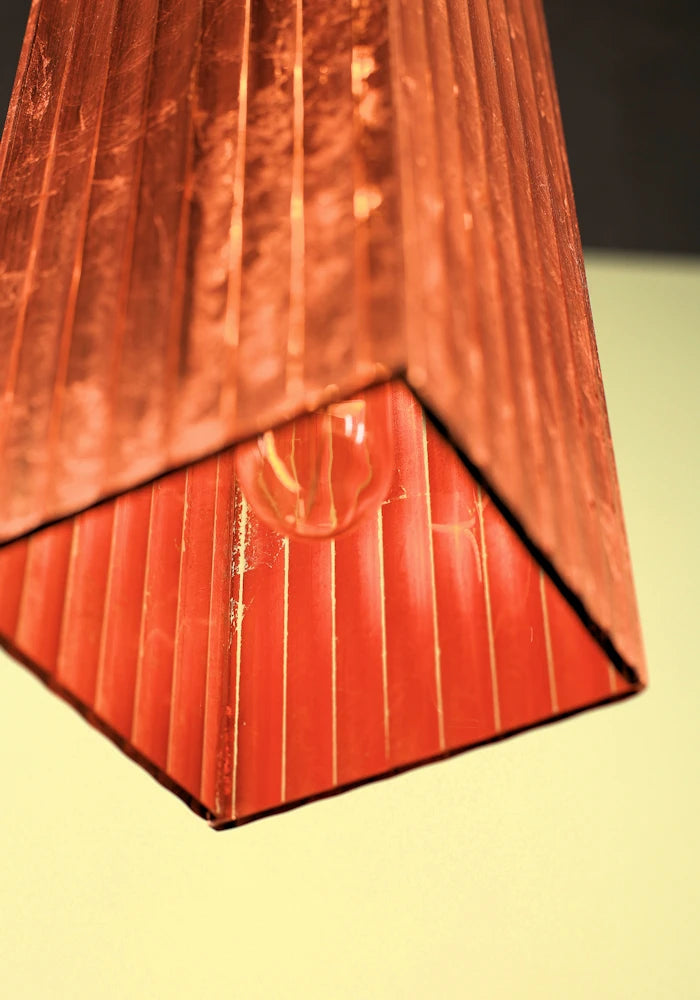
[235, 388, 394, 539]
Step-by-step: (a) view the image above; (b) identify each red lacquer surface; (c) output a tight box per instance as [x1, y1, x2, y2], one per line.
[0, 382, 637, 825]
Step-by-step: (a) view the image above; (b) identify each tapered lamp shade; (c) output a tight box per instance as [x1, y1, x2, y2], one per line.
[0, 0, 645, 826]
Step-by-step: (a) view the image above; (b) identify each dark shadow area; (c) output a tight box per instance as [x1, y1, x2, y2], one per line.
[542, 0, 699, 253]
[0, 1, 33, 128]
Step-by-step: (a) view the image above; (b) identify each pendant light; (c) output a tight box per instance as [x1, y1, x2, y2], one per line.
[0, 0, 645, 826]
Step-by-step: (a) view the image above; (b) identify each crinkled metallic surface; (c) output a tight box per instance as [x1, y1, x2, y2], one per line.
[0, 0, 404, 543]
[0, 1, 645, 735]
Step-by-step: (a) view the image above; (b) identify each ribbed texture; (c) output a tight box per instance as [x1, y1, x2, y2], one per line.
[393, 0, 643, 676]
[0, 0, 644, 682]
[0, 0, 404, 540]
[0, 381, 635, 825]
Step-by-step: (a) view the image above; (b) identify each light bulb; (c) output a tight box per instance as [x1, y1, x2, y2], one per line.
[234, 387, 394, 540]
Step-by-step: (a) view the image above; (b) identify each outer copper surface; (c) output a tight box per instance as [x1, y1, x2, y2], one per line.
[0, 381, 638, 826]
[0, 0, 646, 821]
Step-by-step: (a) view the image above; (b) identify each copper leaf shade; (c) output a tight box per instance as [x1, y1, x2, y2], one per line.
[0, 0, 645, 826]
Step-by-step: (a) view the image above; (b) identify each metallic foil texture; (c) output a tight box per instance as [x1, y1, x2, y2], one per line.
[0, 0, 645, 823]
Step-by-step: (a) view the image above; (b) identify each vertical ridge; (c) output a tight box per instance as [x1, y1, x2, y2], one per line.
[55, 519, 81, 682]
[93, 497, 121, 713]
[100, 1, 162, 487]
[476, 485, 501, 732]
[351, 6, 375, 372]
[420, 0, 486, 439]
[44, 0, 162, 518]
[12, 538, 36, 648]
[286, 0, 306, 393]
[0, 537, 29, 638]
[212, 462, 238, 819]
[165, 469, 190, 773]
[199, 455, 221, 802]
[129, 472, 187, 767]
[381, 386, 446, 766]
[301, 0, 356, 391]
[377, 506, 390, 760]
[221, 0, 252, 425]
[163, 0, 206, 453]
[387, 0, 449, 388]
[386, 0, 423, 383]
[13, 522, 73, 672]
[106, 0, 206, 487]
[440, 0, 528, 494]
[166, 458, 217, 793]
[330, 538, 338, 786]
[41, 1, 121, 516]
[91, 488, 152, 735]
[172, 0, 252, 450]
[280, 534, 289, 803]
[0, 0, 83, 485]
[352, 0, 405, 373]
[55, 503, 115, 705]
[231, 492, 248, 820]
[459, 0, 544, 514]
[235, 1, 295, 426]
[130, 487, 156, 742]
[421, 412, 445, 751]
[539, 568, 559, 714]
[0, 0, 43, 179]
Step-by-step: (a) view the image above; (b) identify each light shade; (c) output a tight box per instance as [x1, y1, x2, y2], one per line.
[0, 0, 645, 825]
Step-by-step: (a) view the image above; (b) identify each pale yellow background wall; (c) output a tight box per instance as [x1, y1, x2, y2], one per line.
[1, 253, 698, 999]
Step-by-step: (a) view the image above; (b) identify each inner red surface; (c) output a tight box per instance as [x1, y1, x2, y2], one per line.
[0, 381, 634, 825]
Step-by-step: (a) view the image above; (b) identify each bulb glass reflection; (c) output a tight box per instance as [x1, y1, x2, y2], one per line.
[235, 387, 394, 539]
